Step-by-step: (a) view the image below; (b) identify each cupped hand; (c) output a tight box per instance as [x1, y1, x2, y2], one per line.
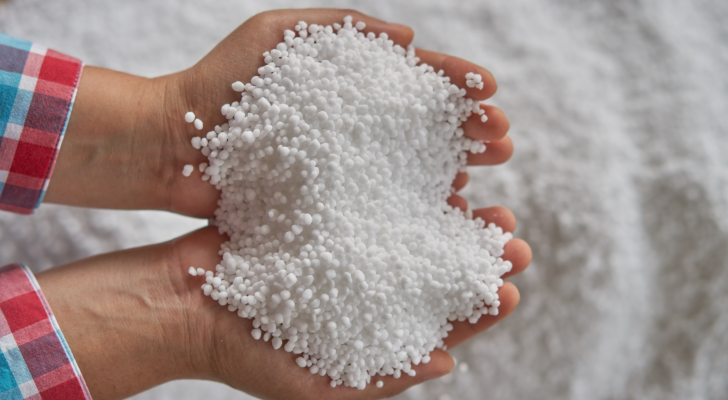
[168, 9, 514, 218]
[44, 9, 513, 218]
[36, 220, 528, 400]
[190, 236, 531, 399]
[46, 9, 513, 219]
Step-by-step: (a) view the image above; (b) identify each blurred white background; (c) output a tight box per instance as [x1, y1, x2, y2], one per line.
[1, 0, 727, 399]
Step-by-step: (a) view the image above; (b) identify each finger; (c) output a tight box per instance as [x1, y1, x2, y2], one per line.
[447, 194, 468, 211]
[441, 282, 520, 349]
[451, 172, 469, 192]
[461, 104, 510, 142]
[467, 135, 513, 166]
[501, 239, 532, 280]
[472, 206, 516, 232]
[415, 49, 497, 100]
[471, 207, 532, 277]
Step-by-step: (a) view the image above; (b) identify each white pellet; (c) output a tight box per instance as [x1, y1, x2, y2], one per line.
[188, 16, 512, 390]
[459, 362, 469, 373]
[194, 118, 203, 130]
[466, 72, 484, 91]
[284, 231, 295, 243]
[284, 273, 297, 287]
[376, 381, 384, 388]
[188, 266, 197, 276]
[232, 81, 245, 92]
[185, 111, 196, 123]
[182, 164, 194, 177]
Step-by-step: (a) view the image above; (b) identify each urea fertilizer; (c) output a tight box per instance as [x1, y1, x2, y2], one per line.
[183, 16, 512, 389]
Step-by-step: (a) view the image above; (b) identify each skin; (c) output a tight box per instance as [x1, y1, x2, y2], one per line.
[35, 8, 532, 400]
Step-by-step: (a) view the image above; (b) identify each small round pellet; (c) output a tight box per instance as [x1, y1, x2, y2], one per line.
[232, 81, 245, 92]
[182, 164, 194, 177]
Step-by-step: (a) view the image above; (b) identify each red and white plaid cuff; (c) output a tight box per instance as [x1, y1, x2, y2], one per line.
[0, 263, 92, 399]
[0, 32, 83, 214]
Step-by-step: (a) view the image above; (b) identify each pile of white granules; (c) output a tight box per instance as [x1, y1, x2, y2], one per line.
[184, 16, 513, 389]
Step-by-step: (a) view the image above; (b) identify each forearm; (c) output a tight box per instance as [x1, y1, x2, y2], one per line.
[35, 242, 201, 400]
[43, 66, 176, 210]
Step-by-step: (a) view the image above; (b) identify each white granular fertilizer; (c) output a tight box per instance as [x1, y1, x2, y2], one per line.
[181, 164, 194, 177]
[465, 72, 484, 91]
[186, 16, 512, 389]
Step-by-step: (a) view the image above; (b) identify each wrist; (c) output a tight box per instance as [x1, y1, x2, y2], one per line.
[44, 66, 173, 211]
[35, 241, 204, 400]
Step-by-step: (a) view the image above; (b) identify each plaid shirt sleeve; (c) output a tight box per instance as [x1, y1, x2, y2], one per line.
[0, 32, 83, 214]
[0, 263, 92, 400]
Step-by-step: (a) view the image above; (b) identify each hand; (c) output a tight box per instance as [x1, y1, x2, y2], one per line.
[44, 9, 513, 219]
[36, 222, 529, 400]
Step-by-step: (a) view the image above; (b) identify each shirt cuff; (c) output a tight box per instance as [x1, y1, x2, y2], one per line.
[0, 263, 92, 400]
[0, 33, 84, 214]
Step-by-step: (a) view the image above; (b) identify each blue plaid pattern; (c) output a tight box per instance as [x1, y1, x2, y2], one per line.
[0, 32, 83, 214]
[0, 263, 92, 399]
